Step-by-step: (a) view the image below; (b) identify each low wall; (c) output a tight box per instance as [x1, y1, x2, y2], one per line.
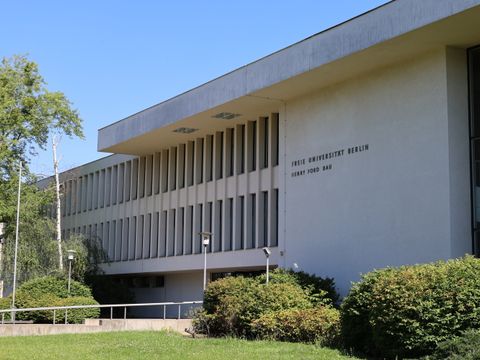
[0, 319, 192, 337]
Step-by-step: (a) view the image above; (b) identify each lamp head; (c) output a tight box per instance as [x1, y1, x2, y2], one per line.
[262, 247, 271, 258]
[199, 232, 212, 246]
[67, 249, 76, 261]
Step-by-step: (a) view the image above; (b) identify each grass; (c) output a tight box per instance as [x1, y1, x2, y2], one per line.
[0, 331, 357, 360]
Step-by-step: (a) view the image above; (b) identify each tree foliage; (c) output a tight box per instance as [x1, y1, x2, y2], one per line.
[1, 179, 58, 288]
[0, 54, 84, 290]
[0, 55, 83, 185]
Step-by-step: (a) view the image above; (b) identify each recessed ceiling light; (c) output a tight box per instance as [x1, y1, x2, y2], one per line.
[173, 127, 198, 134]
[212, 112, 242, 120]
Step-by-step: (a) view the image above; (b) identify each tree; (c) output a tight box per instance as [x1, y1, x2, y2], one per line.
[0, 54, 84, 290]
[0, 55, 83, 182]
[0, 176, 58, 288]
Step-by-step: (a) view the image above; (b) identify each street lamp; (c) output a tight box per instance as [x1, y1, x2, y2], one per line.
[262, 247, 271, 284]
[199, 232, 212, 291]
[67, 250, 76, 294]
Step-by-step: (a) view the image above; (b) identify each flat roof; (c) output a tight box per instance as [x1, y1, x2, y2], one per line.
[97, 0, 480, 154]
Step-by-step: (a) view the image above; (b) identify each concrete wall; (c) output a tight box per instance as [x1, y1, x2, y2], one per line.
[0, 319, 192, 337]
[282, 48, 471, 295]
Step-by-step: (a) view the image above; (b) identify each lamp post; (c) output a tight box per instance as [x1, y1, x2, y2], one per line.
[67, 250, 76, 294]
[199, 232, 212, 291]
[262, 247, 271, 284]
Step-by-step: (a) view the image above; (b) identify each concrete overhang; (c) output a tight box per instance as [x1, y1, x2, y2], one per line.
[97, 0, 480, 155]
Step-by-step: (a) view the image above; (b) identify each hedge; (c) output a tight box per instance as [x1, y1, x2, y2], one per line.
[195, 275, 312, 338]
[16, 276, 92, 300]
[0, 297, 11, 321]
[341, 256, 480, 358]
[252, 306, 341, 346]
[9, 276, 99, 323]
[49, 297, 100, 324]
[257, 269, 339, 306]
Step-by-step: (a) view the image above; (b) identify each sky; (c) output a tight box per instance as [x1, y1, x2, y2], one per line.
[1, 0, 389, 176]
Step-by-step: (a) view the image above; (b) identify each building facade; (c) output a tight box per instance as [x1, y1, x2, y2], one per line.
[40, 0, 480, 305]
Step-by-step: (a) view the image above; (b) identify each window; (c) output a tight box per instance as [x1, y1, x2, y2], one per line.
[260, 117, 269, 169]
[236, 124, 245, 174]
[125, 161, 131, 201]
[176, 207, 184, 255]
[214, 200, 223, 252]
[469, 46, 480, 256]
[272, 113, 279, 166]
[123, 218, 129, 261]
[178, 144, 186, 189]
[196, 138, 204, 184]
[247, 194, 256, 248]
[169, 147, 177, 191]
[168, 209, 176, 256]
[144, 213, 152, 259]
[160, 210, 168, 257]
[215, 132, 224, 180]
[187, 141, 195, 187]
[151, 212, 159, 258]
[146, 155, 153, 196]
[162, 149, 169, 193]
[248, 121, 257, 172]
[139, 157, 146, 198]
[132, 158, 138, 200]
[206, 135, 214, 182]
[136, 215, 144, 259]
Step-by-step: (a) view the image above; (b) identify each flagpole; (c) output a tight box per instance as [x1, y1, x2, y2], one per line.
[11, 161, 22, 321]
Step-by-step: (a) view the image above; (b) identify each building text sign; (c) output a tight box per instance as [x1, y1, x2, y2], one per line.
[291, 144, 370, 178]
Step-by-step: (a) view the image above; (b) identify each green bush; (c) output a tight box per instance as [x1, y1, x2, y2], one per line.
[426, 329, 480, 360]
[51, 297, 100, 324]
[16, 276, 92, 299]
[256, 269, 339, 306]
[252, 306, 341, 346]
[12, 276, 97, 323]
[341, 256, 480, 358]
[15, 293, 60, 323]
[195, 275, 312, 338]
[0, 297, 12, 321]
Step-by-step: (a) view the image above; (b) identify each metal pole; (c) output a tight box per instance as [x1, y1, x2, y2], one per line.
[67, 259, 72, 294]
[203, 244, 207, 291]
[266, 257, 270, 284]
[11, 162, 22, 321]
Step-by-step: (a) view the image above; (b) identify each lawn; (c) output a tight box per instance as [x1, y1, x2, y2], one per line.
[0, 331, 357, 360]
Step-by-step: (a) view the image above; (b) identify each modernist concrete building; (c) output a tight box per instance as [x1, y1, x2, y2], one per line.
[41, 0, 480, 306]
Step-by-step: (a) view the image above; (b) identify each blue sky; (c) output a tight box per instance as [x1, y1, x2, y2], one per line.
[1, 0, 389, 176]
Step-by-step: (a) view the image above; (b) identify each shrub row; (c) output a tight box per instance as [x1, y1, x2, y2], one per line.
[341, 255, 480, 358]
[195, 256, 480, 359]
[1, 276, 99, 324]
[252, 307, 341, 347]
[194, 269, 340, 344]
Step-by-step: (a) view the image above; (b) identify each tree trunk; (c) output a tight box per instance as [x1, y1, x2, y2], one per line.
[53, 137, 63, 271]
